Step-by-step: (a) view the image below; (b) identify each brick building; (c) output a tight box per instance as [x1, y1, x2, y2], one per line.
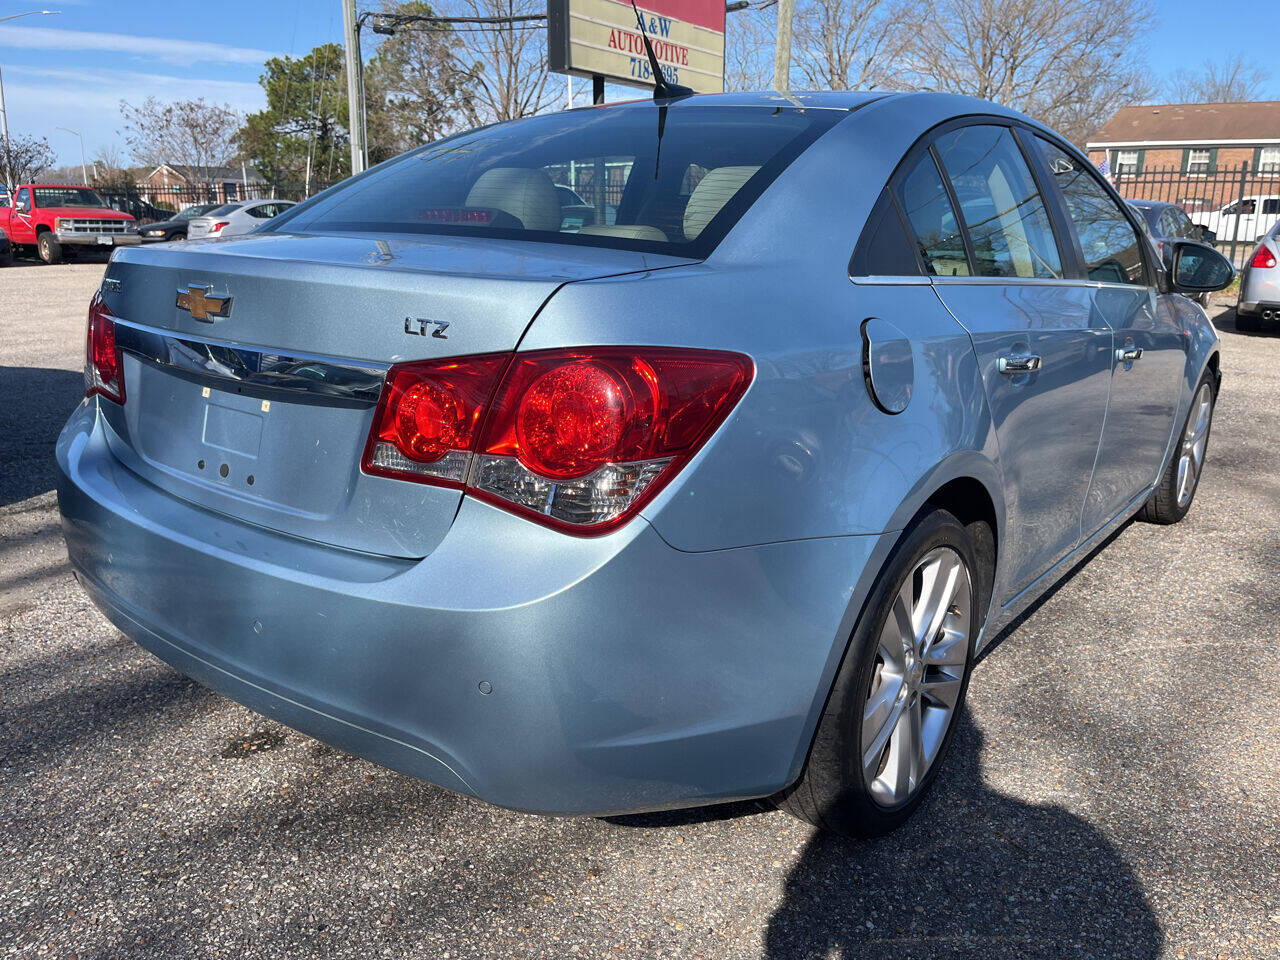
[1086, 101, 1280, 211]
[138, 163, 266, 205]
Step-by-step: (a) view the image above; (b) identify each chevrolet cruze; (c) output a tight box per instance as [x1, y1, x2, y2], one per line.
[58, 91, 1233, 836]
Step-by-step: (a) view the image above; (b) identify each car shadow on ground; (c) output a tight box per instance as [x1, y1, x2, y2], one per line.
[759, 713, 1161, 959]
[0, 366, 85, 507]
[1214, 305, 1278, 337]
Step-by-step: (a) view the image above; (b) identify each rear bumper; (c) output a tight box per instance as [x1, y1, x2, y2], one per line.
[1237, 298, 1280, 318]
[56, 231, 141, 247]
[56, 400, 880, 815]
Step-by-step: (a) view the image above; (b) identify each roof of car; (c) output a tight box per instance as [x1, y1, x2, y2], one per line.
[590, 90, 892, 111]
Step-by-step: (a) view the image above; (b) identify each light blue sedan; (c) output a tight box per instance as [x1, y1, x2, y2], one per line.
[58, 91, 1233, 836]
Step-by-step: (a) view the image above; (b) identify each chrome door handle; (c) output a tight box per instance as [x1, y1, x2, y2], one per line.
[1116, 346, 1144, 363]
[997, 354, 1042, 374]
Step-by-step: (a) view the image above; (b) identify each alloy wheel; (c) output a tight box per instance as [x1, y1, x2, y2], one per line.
[861, 546, 971, 808]
[1176, 382, 1213, 508]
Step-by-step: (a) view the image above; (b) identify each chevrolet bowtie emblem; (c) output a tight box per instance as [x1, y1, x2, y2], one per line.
[176, 283, 233, 322]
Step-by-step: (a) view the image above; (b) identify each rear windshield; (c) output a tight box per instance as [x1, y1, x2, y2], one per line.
[34, 187, 107, 208]
[269, 105, 845, 256]
[205, 204, 241, 216]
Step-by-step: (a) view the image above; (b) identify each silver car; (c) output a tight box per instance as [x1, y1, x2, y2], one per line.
[1236, 221, 1280, 331]
[58, 92, 1232, 836]
[187, 199, 296, 239]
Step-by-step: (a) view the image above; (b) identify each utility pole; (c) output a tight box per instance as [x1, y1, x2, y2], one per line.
[340, 0, 366, 175]
[772, 0, 793, 92]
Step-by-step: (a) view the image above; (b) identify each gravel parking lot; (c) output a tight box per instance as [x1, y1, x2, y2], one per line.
[2, 259, 1278, 959]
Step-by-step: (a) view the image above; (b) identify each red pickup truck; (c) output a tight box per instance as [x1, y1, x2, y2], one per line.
[0, 183, 140, 264]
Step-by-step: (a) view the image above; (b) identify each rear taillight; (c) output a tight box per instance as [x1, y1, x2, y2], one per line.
[1251, 246, 1276, 269]
[362, 347, 753, 535]
[362, 354, 509, 488]
[210, 221, 230, 234]
[85, 292, 125, 404]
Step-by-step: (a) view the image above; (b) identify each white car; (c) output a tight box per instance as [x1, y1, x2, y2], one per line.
[187, 199, 297, 239]
[1192, 194, 1280, 244]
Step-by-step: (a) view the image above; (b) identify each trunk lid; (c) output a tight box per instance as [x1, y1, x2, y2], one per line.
[99, 232, 692, 558]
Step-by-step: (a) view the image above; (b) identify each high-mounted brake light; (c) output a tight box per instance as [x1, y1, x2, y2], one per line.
[1251, 246, 1276, 269]
[85, 292, 125, 404]
[362, 347, 753, 535]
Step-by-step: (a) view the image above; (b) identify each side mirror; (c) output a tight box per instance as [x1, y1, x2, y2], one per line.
[14, 200, 27, 213]
[1163, 239, 1234, 293]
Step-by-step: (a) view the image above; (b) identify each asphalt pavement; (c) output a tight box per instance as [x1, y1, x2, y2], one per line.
[2, 259, 1278, 959]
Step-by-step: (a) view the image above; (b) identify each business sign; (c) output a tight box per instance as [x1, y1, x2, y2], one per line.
[547, 0, 725, 94]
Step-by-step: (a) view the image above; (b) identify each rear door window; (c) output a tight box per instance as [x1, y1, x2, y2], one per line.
[1034, 137, 1149, 287]
[932, 125, 1063, 279]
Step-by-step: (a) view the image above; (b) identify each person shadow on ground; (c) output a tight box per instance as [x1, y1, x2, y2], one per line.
[762, 712, 1162, 960]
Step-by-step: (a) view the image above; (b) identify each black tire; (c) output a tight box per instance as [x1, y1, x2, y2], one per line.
[37, 231, 62, 265]
[777, 509, 982, 837]
[1139, 370, 1216, 524]
[0, 244, 11, 267]
[1236, 311, 1260, 332]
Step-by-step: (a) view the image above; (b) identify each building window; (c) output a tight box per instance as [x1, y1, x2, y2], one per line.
[1259, 147, 1280, 173]
[1115, 150, 1140, 176]
[1186, 148, 1211, 175]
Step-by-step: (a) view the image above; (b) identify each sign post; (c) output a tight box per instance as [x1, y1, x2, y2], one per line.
[547, 0, 726, 97]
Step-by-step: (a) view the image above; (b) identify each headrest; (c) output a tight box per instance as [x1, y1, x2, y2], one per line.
[465, 167, 561, 232]
[683, 166, 761, 240]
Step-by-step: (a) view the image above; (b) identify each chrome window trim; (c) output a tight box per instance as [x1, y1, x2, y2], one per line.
[849, 275, 932, 286]
[110, 317, 389, 406]
[930, 276, 1094, 288]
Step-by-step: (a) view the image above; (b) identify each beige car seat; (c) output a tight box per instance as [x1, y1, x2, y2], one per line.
[683, 166, 761, 240]
[465, 168, 562, 231]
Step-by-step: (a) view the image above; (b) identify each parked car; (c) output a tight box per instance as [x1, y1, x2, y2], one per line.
[186, 199, 297, 239]
[1128, 199, 1212, 304]
[1236, 221, 1280, 332]
[1192, 194, 1280, 245]
[0, 184, 139, 263]
[137, 203, 223, 243]
[0, 226, 11, 266]
[58, 91, 1233, 837]
[107, 195, 174, 225]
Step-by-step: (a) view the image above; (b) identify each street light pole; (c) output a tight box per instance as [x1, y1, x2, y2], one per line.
[0, 66, 10, 195]
[57, 126, 86, 185]
[0, 11, 60, 193]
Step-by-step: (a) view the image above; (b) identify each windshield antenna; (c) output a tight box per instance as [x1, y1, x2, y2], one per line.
[628, 0, 694, 101]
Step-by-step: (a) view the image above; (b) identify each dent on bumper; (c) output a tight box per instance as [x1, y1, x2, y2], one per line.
[56, 402, 881, 815]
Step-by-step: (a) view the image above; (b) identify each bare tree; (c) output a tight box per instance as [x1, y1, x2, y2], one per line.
[448, 0, 553, 122]
[364, 1, 481, 158]
[791, 0, 909, 90]
[901, 0, 1156, 144]
[724, 5, 776, 91]
[89, 145, 139, 192]
[120, 97, 243, 185]
[1167, 55, 1271, 103]
[1, 133, 58, 189]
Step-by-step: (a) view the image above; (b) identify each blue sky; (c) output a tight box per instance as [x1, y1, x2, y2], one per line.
[2, 0, 1277, 165]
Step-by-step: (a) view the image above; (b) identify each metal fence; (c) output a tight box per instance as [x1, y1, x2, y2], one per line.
[1111, 161, 1280, 265]
[93, 183, 332, 225]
